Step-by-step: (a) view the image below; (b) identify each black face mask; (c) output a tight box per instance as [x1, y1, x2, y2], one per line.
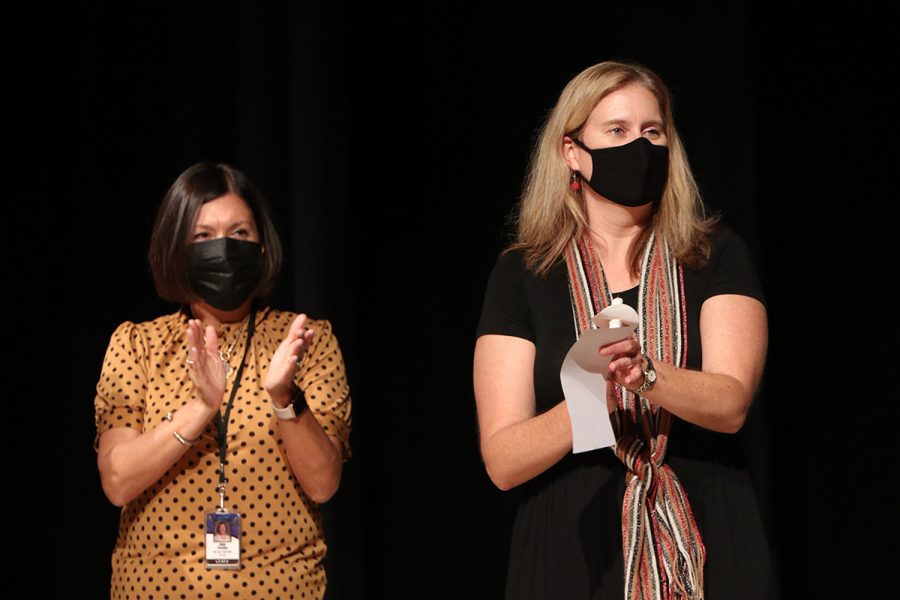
[189, 238, 263, 311]
[573, 136, 670, 207]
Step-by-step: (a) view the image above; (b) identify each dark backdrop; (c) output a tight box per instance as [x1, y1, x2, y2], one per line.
[13, 2, 895, 598]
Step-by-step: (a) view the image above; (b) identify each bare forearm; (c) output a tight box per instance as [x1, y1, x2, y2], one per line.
[481, 402, 572, 491]
[98, 401, 218, 506]
[643, 361, 752, 433]
[279, 412, 342, 504]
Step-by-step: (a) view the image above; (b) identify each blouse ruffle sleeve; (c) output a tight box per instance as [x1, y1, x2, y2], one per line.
[94, 321, 149, 448]
[296, 318, 352, 460]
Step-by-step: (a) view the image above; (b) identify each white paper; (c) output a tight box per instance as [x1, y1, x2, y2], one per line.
[561, 301, 639, 453]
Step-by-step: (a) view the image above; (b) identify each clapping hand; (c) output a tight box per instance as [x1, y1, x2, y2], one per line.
[264, 313, 315, 406]
[186, 319, 227, 411]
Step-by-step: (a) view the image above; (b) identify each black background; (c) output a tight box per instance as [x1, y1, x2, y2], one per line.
[12, 2, 896, 598]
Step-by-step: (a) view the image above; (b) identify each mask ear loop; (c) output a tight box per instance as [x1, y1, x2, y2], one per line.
[564, 132, 587, 192]
[571, 137, 592, 151]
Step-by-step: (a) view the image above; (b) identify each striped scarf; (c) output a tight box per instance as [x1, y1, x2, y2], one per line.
[565, 232, 706, 600]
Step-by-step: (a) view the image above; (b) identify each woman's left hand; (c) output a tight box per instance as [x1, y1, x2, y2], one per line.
[600, 333, 646, 392]
[263, 313, 315, 406]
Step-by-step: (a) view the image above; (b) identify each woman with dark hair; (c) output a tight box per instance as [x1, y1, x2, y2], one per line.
[213, 521, 231, 543]
[474, 61, 774, 598]
[95, 162, 351, 600]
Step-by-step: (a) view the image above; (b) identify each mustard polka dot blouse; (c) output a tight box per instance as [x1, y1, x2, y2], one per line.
[94, 306, 351, 600]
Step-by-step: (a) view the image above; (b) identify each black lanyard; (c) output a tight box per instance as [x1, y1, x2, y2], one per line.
[214, 305, 257, 509]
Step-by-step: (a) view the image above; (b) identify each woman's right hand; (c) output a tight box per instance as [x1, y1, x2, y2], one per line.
[98, 322, 225, 507]
[186, 319, 226, 411]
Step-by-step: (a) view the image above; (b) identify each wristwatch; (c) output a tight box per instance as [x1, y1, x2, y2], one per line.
[631, 354, 657, 395]
[272, 386, 309, 420]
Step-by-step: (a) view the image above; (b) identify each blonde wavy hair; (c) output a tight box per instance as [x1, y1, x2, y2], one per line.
[511, 61, 718, 276]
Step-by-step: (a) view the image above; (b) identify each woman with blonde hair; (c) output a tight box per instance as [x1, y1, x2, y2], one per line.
[474, 61, 774, 599]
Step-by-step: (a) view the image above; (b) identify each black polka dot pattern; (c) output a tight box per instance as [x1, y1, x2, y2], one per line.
[94, 307, 351, 600]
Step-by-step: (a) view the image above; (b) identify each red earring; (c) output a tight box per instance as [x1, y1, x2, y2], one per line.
[570, 172, 580, 191]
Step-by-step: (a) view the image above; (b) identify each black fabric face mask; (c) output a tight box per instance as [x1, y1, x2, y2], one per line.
[573, 136, 670, 207]
[189, 238, 263, 311]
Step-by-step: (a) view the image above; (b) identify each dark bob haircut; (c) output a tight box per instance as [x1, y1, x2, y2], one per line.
[148, 162, 283, 304]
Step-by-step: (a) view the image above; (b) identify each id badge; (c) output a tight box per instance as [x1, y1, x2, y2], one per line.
[205, 509, 241, 570]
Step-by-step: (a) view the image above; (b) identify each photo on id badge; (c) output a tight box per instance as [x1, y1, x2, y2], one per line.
[206, 511, 241, 570]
